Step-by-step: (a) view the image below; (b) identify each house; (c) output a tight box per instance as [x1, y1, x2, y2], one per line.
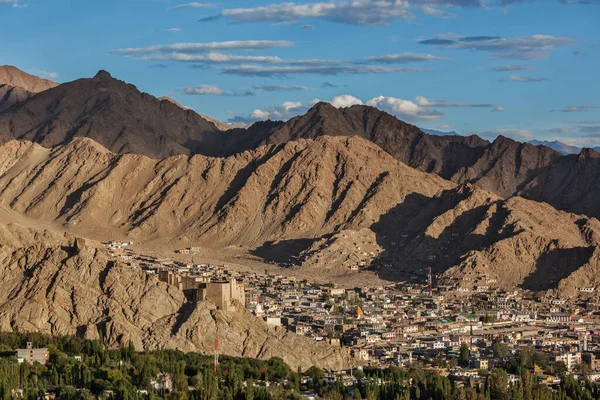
[150, 373, 173, 392]
[471, 359, 490, 370]
[17, 343, 49, 365]
[548, 313, 573, 323]
[555, 353, 581, 371]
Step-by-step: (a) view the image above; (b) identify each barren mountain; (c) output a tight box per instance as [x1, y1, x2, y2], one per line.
[368, 184, 600, 298]
[0, 216, 351, 370]
[0, 136, 452, 247]
[0, 71, 223, 158]
[0, 66, 58, 112]
[3, 68, 599, 220]
[0, 65, 58, 93]
[257, 103, 600, 219]
[518, 148, 600, 219]
[1, 135, 599, 296]
[157, 96, 239, 131]
[0, 84, 32, 112]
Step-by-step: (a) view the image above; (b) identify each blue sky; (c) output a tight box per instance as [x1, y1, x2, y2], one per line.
[1, 0, 599, 146]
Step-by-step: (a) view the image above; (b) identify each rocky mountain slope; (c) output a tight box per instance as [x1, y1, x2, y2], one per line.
[257, 103, 600, 219]
[158, 96, 240, 131]
[1, 135, 599, 296]
[0, 216, 351, 370]
[0, 136, 452, 247]
[0, 65, 58, 113]
[0, 65, 57, 93]
[2, 67, 599, 221]
[0, 71, 221, 158]
[0, 84, 31, 113]
[367, 184, 600, 298]
[529, 139, 582, 155]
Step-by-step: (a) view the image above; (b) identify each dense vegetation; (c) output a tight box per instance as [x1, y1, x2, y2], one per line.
[0, 332, 599, 400]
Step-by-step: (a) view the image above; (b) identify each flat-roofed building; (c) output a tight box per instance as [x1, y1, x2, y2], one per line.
[194, 278, 245, 311]
[17, 343, 49, 365]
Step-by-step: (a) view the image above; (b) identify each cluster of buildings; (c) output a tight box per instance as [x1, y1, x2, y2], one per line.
[102, 243, 600, 386]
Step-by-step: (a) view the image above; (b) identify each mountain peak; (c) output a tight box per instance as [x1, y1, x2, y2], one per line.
[94, 70, 113, 79]
[0, 65, 58, 93]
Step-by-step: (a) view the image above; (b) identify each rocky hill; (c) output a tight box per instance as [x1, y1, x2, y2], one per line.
[368, 184, 600, 298]
[0, 136, 452, 247]
[257, 103, 600, 219]
[0, 65, 57, 93]
[0, 216, 351, 370]
[2, 67, 600, 220]
[0, 84, 31, 112]
[1, 136, 599, 296]
[1, 67, 600, 298]
[0, 65, 58, 113]
[0, 71, 222, 158]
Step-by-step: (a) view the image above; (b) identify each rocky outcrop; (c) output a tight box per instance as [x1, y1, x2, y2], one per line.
[0, 219, 351, 370]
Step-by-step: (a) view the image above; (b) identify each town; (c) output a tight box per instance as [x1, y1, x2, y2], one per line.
[101, 241, 600, 391]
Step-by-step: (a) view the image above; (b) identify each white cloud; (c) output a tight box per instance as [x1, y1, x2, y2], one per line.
[492, 64, 535, 71]
[551, 105, 599, 113]
[250, 85, 309, 92]
[419, 34, 575, 59]
[419, 5, 456, 18]
[231, 92, 508, 124]
[416, 96, 504, 111]
[173, 2, 215, 9]
[250, 109, 271, 120]
[475, 129, 535, 141]
[0, 0, 27, 7]
[203, 0, 494, 26]
[222, 64, 427, 77]
[166, 28, 181, 33]
[366, 52, 450, 63]
[330, 94, 363, 108]
[367, 96, 443, 121]
[213, 1, 413, 26]
[40, 71, 59, 79]
[144, 52, 286, 63]
[250, 101, 305, 120]
[506, 74, 547, 82]
[111, 40, 294, 55]
[182, 84, 224, 95]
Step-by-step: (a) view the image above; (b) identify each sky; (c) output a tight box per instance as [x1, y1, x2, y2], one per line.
[1, 0, 599, 146]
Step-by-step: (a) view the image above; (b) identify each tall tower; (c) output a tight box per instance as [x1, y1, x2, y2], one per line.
[428, 267, 433, 296]
[214, 337, 220, 376]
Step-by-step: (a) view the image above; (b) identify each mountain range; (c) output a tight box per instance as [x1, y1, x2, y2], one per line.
[1, 65, 600, 362]
[528, 139, 600, 155]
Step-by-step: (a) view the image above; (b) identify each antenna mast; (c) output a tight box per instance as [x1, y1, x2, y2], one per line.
[428, 267, 433, 296]
[214, 337, 220, 376]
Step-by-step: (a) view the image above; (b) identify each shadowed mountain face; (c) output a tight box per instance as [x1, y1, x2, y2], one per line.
[0, 65, 59, 113]
[0, 71, 226, 158]
[0, 67, 600, 298]
[1, 67, 600, 229]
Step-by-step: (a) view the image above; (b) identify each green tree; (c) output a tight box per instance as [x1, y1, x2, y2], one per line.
[460, 342, 470, 367]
